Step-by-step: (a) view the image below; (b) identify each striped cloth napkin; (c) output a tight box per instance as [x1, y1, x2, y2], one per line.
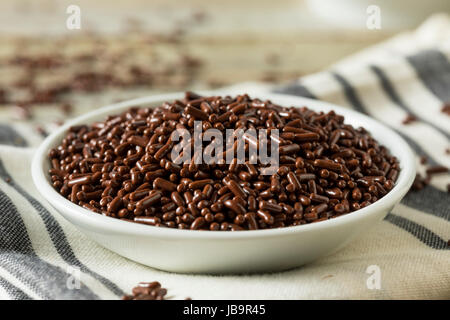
[0, 15, 449, 300]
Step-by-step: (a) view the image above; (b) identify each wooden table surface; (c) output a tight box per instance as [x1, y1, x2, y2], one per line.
[0, 0, 399, 130]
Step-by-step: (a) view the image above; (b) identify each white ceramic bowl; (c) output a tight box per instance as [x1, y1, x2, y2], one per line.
[31, 92, 415, 274]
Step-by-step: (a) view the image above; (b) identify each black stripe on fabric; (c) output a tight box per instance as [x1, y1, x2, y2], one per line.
[0, 188, 99, 299]
[0, 276, 32, 300]
[407, 49, 450, 102]
[331, 71, 439, 166]
[370, 65, 450, 140]
[0, 124, 27, 147]
[331, 72, 367, 114]
[0, 160, 124, 298]
[273, 81, 317, 99]
[384, 213, 449, 250]
[401, 185, 450, 221]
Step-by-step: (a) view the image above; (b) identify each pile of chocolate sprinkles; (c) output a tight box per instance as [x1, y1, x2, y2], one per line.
[122, 281, 167, 300]
[48, 92, 400, 231]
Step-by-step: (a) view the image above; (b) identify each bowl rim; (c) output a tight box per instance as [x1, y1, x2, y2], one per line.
[31, 91, 416, 239]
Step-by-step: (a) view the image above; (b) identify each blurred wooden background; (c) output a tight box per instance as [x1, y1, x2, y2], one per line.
[0, 0, 402, 130]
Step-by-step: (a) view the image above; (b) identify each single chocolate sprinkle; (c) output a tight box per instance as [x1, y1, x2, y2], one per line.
[425, 166, 448, 176]
[402, 114, 417, 125]
[442, 103, 450, 116]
